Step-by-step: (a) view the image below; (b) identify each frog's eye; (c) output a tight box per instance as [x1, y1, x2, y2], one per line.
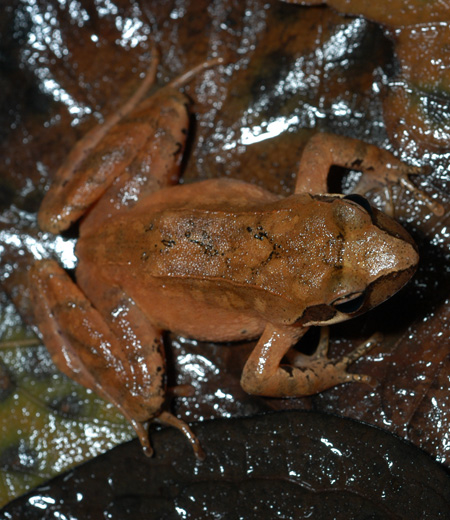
[332, 292, 365, 314]
[343, 194, 373, 217]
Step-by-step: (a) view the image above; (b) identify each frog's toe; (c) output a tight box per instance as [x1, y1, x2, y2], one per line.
[339, 332, 382, 367]
[338, 371, 377, 388]
[157, 411, 205, 461]
[167, 384, 195, 398]
[399, 171, 444, 217]
[130, 419, 154, 457]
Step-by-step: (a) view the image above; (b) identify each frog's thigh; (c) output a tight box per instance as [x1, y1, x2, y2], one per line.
[29, 259, 165, 451]
[241, 323, 370, 397]
[80, 90, 190, 232]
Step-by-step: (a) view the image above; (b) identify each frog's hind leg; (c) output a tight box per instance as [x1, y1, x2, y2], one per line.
[241, 323, 381, 398]
[38, 47, 160, 234]
[86, 58, 226, 225]
[78, 86, 191, 234]
[29, 259, 168, 456]
[79, 257, 204, 459]
[295, 133, 443, 216]
[40, 54, 226, 235]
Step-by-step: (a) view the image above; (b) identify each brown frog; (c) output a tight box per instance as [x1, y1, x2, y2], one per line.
[30, 52, 440, 458]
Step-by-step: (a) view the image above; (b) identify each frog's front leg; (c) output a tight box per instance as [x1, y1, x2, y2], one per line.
[240, 323, 381, 397]
[296, 133, 443, 216]
[29, 260, 203, 458]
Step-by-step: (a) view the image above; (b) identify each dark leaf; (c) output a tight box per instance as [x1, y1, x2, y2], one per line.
[2, 411, 450, 520]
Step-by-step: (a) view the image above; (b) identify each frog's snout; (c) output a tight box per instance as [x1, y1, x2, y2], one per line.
[371, 206, 418, 255]
[361, 206, 419, 311]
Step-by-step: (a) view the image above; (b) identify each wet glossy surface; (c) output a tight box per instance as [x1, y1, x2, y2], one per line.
[0, 0, 449, 510]
[2, 411, 450, 519]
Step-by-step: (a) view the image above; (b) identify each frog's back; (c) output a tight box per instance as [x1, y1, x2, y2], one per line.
[80, 178, 292, 289]
[81, 178, 317, 288]
[76, 178, 321, 328]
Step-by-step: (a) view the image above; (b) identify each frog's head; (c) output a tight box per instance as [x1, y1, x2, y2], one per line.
[299, 193, 419, 327]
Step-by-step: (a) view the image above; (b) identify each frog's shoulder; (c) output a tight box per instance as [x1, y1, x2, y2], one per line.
[136, 177, 282, 213]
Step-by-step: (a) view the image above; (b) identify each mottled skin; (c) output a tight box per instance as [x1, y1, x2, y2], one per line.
[30, 56, 430, 457]
[79, 182, 418, 339]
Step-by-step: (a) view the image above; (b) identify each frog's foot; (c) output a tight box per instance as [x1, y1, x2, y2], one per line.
[354, 164, 444, 218]
[290, 328, 381, 389]
[38, 47, 161, 233]
[156, 411, 205, 461]
[129, 410, 203, 460]
[138, 386, 202, 459]
[241, 323, 381, 398]
[395, 167, 444, 217]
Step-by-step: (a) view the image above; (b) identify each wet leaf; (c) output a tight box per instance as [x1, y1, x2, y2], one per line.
[0, 0, 450, 510]
[2, 411, 450, 519]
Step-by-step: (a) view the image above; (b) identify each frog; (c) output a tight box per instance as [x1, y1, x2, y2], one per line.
[29, 51, 441, 459]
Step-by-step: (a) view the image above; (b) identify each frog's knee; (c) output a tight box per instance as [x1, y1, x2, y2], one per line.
[240, 367, 276, 396]
[240, 369, 262, 395]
